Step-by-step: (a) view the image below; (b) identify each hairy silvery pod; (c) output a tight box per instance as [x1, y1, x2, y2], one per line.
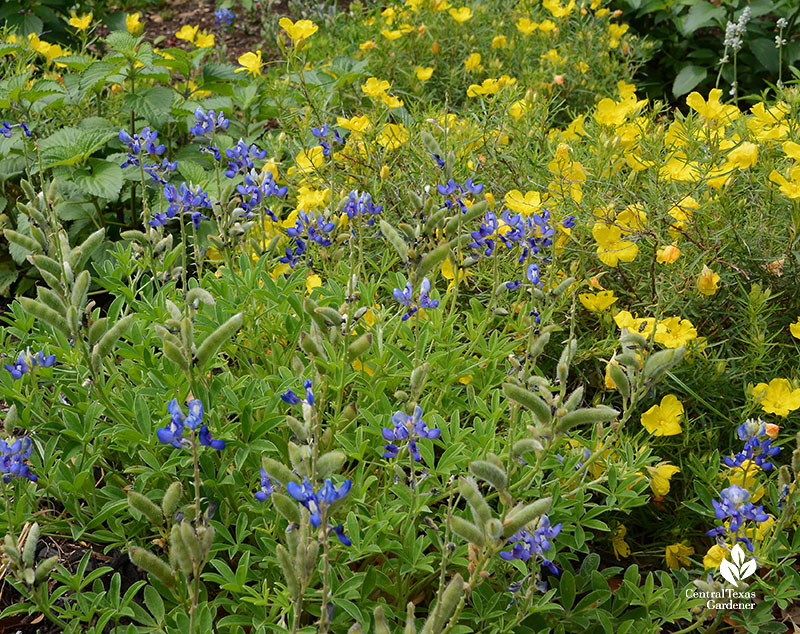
[502, 497, 552, 538]
[458, 477, 491, 525]
[4, 404, 17, 435]
[129, 546, 175, 587]
[469, 460, 507, 491]
[276, 544, 299, 599]
[422, 573, 464, 634]
[503, 382, 552, 426]
[162, 482, 182, 518]
[127, 490, 163, 526]
[557, 406, 618, 433]
[195, 312, 243, 369]
[449, 515, 485, 547]
[373, 604, 392, 634]
[379, 219, 409, 263]
[169, 523, 193, 576]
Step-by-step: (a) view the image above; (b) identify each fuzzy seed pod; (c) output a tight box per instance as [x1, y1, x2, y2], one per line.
[128, 491, 163, 526]
[95, 314, 134, 359]
[129, 547, 175, 587]
[276, 544, 300, 599]
[373, 604, 392, 634]
[195, 312, 243, 368]
[162, 482, 182, 518]
[449, 515, 485, 547]
[458, 476, 492, 525]
[503, 383, 551, 426]
[19, 297, 70, 337]
[469, 460, 507, 491]
[169, 524, 193, 576]
[34, 556, 58, 584]
[502, 497, 552, 538]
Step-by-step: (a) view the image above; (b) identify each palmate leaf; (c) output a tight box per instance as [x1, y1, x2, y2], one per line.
[72, 159, 124, 201]
[39, 126, 117, 169]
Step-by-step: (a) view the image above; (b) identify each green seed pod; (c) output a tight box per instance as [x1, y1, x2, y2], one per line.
[169, 524, 193, 577]
[405, 602, 417, 634]
[20, 179, 36, 201]
[71, 270, 90, 310]
[29, 254, 62, 278]
[19, 297, 70, 336]
[410, 363, 429, 395]
[34, 556, 58, 584]
[74, 228, 104, 267]
[162, 339, 189, 373]
[527, 375, 552, 391]
[608, 364, 630, 399]
[778, 465, 792, 489]
[23, 522, 39, 568]
[94, 313, 133, 358]
[179, 317, 193, 351]
[444, 200, 488, 236]
[423, 208, 448, 235]
[643, 347, 685, 383]
[445, 150, 456, 180]
[317, 451, 346, 478]
[197, 524, 215, 556]
[37, 286, 67, 315]
[448, 515, 485, 547]
[528, 332, 551, 360]
[179, 521, 203, 564]
[563, 386, 584, 411]
[396, 223, 417, 243]
[196, 312, 243, 368]
[620, 330, 648, 348]
[87, 317, 108, 346]
[4, 229, 40, 254]
[341, 403, 357, 422]
[409, 191, 423, 209]
[185, 287, 215, 307]
[162, 482, 182, 518]
[792, 448, 800, 478]
[469, 460, 507, 491]
[503, 497, 552, 538]
[300, 331, 325, 358]
[458, 476, 491, 525]
[485, 518, 503, 540]
[512, 438, 544, 457]
[615, 352, 641, 370]
[273, 492, 303, 524]
[557, 406, 619, 433]
[493, 307, 509, 317]
[128, 491, 163, 526]
[379, 219, 409, 263]
[304, 540, 319, 579]
[4, 404, 17, 435]
[415, 242, 450, 281]
[374, 604, 392, 634]
[421, 131, 443, 157]
[551, 277, 576, 297]
[129, 547, 175, 587]
[37, 268, 62, 292]
[315, 307, 344, 328]
[276, 544, 300, 599]
[262, 458, 298, 488]
[286, 415, 309, 442]
[495, 282, 510, 297]
[288, 442, 308, 477]
[347, 333, 373, 362]
[66, 305, 80, 333]
[502, 383, 552, 426]
[121, 230, 148, 243]
[427, 573, 464, 633]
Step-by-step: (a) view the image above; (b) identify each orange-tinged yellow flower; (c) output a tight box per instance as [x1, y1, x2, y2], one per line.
[656, 244, 681, 264]
[175, 24, 199, 43]
[646, 462, 680, 497]
[578, 290, 618, 312]
[464, 52, 482, 72]
[703, 544, 727, 569]
[666, 543, 694, 569]
[608, 23, 628, 47]
[448, 6, 473, 22]
[279, 17, 319, 43]
[654, 317, 697, 348]
[790, 318, 800, 339]
[611, 524, 630, 560]
[69, 12, 92, 31]
[752, 379, 800, 417]
[415, 66, 433, 81]
[516, 17, 539, 34]
[592, 223, 638, 267]
[641, 394, 684, 436]
[235, 50, 263, 76]
[195, 30, 215, 48]
[126, 12, 143, 35]
[697, 264, 720, 296]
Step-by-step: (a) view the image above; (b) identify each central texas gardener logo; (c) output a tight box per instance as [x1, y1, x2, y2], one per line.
[719, 544, 757, 587]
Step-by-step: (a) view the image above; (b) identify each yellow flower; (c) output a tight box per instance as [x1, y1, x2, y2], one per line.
[441, 257, 468, 291]
[380, 93, 404, 108]
[508, 100, 528, 120]
[544, 0, 576, 18]
[578, 290, 618, 312]
[352, 358, 377, 376]
[611, 524, 630, 560]
[279, 17, 319, 44]
[464, 53, 482, 72]
[613, 310, 656, 337]
[415, 66, 433, 81]
[578, 61, 589, 73]
[697, 264, 720, 296]
[516, 17, 539, 35]
[665, 543, 694, 569]
[539, 19, 557, 34]
[491, 35, 507, 49]
[646, 462, 680, 497]
[448, 6, 473, 22]
[592, 223, 638, 267]
[359, 40, 377, 52]
[290, 146, 326, 174]
[668, 195, 698, 236]
[306, 274, 322, 295]
[727, 459, 764, 502]
[656, 244, 681, 264]
[685, 88, 740, 127]
[296, 185, 331, 210]
[703, 544, 727, 569]
[752, 378, 800, 417]
[654, 317, 697, 348]
[69, 12, 93, 31]
[337, 115, 371, 133]
[607, 23, 628, 47]
[594, 98, 629, 127]
[769, 165, 800, 199]
[725, 142, 758, 169]
[790, 318, 800, 339]
[376, 123, 408, 150]
[195, 30, 215, 48]
[381, 28, 405, 41]
[362, 77, 391, 98]
[380, 165, 389, 180]
[126, 12, 143, 35]
[504, 190, 542, 215]
[235, 50, 263, 76]
[641, 394, 684, 436]
[175, 24, 199, 43]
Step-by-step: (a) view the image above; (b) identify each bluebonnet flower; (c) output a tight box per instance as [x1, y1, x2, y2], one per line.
[143, 158, 178, 185]
[287, 477, 353, 544]
[500, 514, 561, 575]
[214, 7, 236, 26]
[526, 263, 541, 287]
[255, 468, 277, 502]
[191, 107, 230, 137]
[0, 436, 37, 482]
[706, 485, 770, 550]
[468, 211, 499, 256]
[431, 153, 445, 168]
[151, 182, 212, 228]
[157, 399, 225, 451]
[311, 123, 343, 157]
[463, 177, 484, 195]
[5, 349, 55, 380]
[280, 212, 334, 269]
[725, 418, 780, 472]
[281, 379, 315, 406]
[0, 121, 31, 138]
[437, 179, 460, 196]
[237, 169, 287, 218]
[201, 145, 222, 161]
[392, 277, 439, 321]
[343, 190, 383, 223]
[382, 405, 441, 461]
[119, 127, 165, 168]
[225, 140, 268, 178]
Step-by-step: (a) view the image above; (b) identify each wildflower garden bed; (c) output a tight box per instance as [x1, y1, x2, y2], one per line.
[1, 0, 800, 632]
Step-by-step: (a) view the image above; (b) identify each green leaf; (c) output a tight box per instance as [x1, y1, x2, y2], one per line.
[39, 126, 116, 169]
[72, 159, 124, 200]
[672, 64, 707, 98]
[680, 2, 725, 36]
[750, 38, 780, 74]
[124, 86, 175, 127]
